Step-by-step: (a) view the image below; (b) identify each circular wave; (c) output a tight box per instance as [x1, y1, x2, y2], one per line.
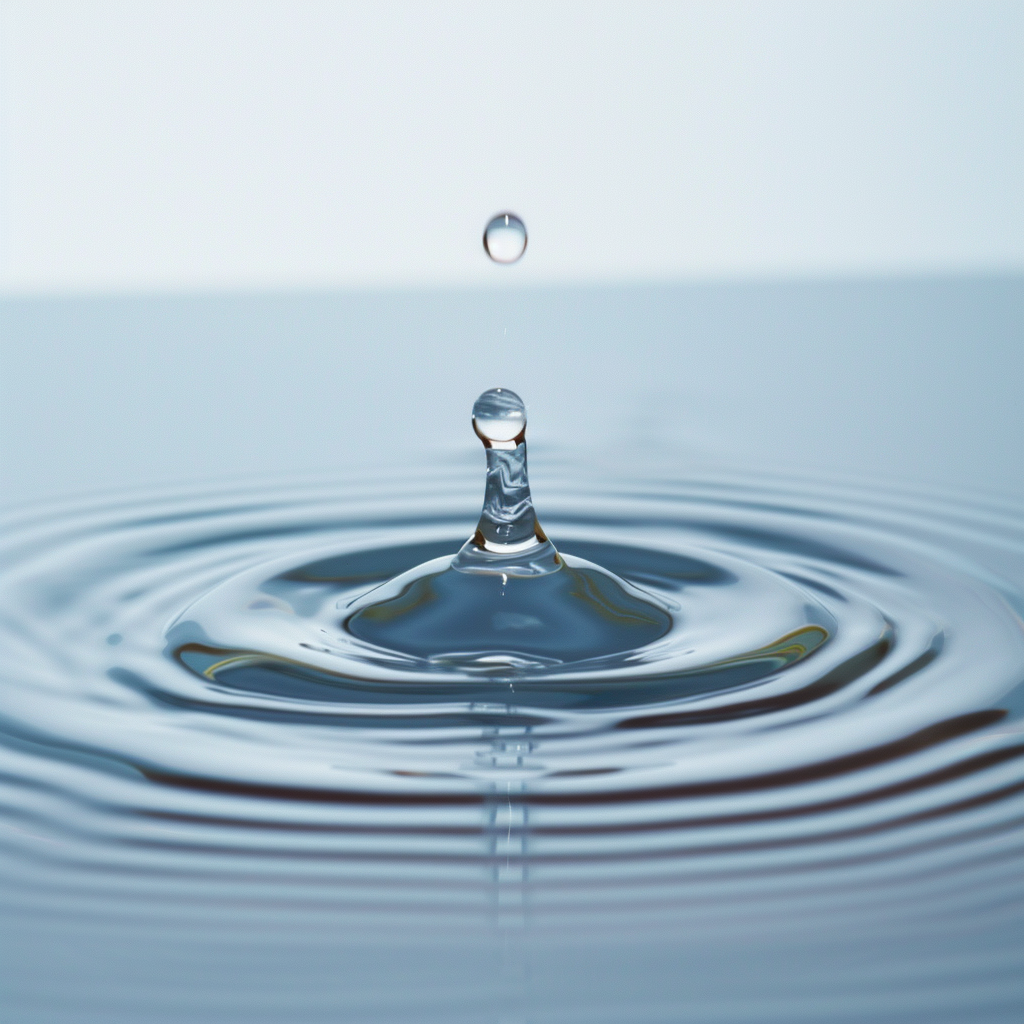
[1, 465, 1022, 932]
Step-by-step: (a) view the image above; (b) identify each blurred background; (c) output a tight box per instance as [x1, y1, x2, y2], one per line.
[1, 0, 1022, 500]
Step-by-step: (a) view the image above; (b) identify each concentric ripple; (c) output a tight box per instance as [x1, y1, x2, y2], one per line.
[1, 463, 1023, 943]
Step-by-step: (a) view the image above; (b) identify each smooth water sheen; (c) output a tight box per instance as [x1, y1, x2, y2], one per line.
[2, 462, 1023, 1021]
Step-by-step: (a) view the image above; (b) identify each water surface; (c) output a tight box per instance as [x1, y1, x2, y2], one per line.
[1, 278, 1022, 1022]
[2, 463, 1023, 1022]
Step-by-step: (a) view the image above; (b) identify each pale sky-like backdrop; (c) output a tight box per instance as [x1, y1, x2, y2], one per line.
[2, 1, 1022, 293]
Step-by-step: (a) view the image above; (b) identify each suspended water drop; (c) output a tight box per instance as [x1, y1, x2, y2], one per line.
[483, 213, 527, 263]
[472, 387, 526, 446]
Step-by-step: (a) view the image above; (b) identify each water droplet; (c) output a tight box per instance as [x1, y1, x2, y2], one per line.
[472, 387, 526, 445]
[483, 213, 527, 263]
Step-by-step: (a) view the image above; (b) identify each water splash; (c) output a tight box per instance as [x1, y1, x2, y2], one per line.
[307, 388, 671, 668]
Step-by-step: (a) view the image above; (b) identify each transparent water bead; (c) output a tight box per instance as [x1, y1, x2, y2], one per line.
[345, 389, 672, 668]
[471, 386, 526, 447]
[483, 213, 527, 264]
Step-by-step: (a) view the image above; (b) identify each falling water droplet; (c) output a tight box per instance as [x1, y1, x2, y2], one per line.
[483, 213, 527, 264]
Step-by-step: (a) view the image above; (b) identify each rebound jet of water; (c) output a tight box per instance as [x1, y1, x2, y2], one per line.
[452, 388, 558, 577]
[346, 389, 671, 669]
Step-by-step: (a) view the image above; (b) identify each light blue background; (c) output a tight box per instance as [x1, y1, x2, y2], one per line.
[2, 277, 1021, 508]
